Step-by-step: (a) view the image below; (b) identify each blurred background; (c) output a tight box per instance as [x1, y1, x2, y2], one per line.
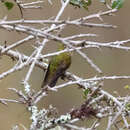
[0, 0, 130, 129]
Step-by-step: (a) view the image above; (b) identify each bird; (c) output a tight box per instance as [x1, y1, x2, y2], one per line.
[41, 44, 71, 89]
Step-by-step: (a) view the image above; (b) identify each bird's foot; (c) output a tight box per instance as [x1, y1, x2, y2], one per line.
[61, 73, 66, 80]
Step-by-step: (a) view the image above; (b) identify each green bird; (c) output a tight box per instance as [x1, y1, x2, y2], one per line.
[41, 44, 71, 88]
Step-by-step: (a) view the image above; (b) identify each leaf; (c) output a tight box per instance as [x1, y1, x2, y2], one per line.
[69, 0, 92, 10]
[125, 103, 130, 111]
[81, 0, 92, 10]
[4, 1, 14, 10]
[83, 89, 90, 97]
[124, 85, 130, 90]
[112, 0, 124, 9]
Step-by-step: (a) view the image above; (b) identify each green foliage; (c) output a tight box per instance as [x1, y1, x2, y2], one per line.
[83, 89, 90, 98]
[68, 0, 92, 10]
[66, 0, 124, 10]
[125, 103, 130, 111]
[4, 1, 14, 10]
[112, 0, 124, 9]
[83, 88, 98, 99]
[99, 0, 124, 9]
[124, 85, 130, 90]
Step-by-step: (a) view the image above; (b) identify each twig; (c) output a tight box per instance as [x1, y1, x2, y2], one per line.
[0, 98, 21, 105]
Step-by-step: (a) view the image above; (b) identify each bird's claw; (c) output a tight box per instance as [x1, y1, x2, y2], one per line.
[61, 74, 66, 80]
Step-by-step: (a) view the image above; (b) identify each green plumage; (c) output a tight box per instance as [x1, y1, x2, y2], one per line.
[41, 44, 71, 88]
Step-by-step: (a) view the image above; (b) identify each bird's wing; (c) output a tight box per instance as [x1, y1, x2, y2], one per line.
[47, 63, 68, 87]
[41, 62, 51, 88]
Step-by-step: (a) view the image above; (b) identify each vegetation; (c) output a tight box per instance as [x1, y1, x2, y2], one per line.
[0, 0, 129, 130]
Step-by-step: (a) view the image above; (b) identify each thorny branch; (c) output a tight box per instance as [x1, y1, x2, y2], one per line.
[0, 1, 130, 130]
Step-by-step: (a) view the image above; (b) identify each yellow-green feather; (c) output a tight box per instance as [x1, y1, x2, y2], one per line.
[49, 51, 71, 77]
